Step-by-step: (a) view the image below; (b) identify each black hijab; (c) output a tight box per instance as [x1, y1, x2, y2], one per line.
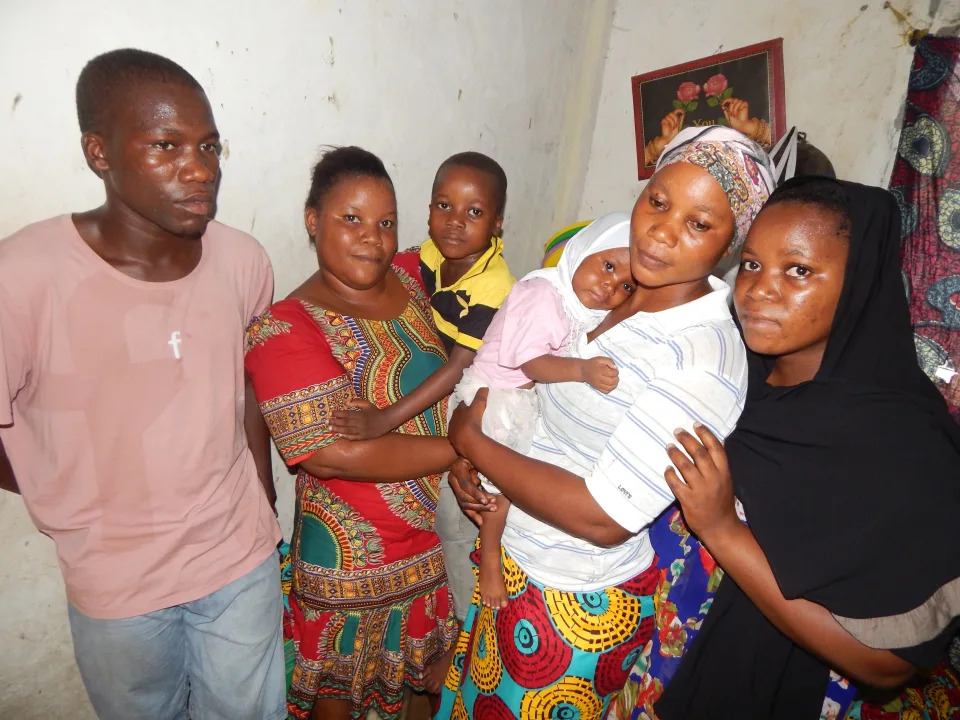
[656, 178, 960, 719]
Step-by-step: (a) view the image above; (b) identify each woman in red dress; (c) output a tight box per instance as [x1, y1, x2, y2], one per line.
[245, 147, 458, 720]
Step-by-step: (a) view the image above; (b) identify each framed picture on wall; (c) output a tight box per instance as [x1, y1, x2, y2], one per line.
[631, 39, 786, 179]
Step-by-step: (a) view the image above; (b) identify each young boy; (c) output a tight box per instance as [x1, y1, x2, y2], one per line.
[0, 49, 285, 719]
[332, 151, 515, 439]
[330, 151, 515, 684]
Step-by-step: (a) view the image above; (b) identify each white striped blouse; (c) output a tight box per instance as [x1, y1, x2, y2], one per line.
[501, 262, 748, 592]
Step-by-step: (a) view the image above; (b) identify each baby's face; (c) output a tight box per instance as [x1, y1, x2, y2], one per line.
[571, 248, 637, 310]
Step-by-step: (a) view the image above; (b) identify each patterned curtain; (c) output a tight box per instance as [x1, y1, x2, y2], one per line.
[854, 35, 960, 720]
[891, 35, 960, 421]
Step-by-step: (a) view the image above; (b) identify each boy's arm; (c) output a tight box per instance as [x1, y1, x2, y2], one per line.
[0, 437, 19, 494]
[522, 354, 619, 394]
[330, 345, 476, 439]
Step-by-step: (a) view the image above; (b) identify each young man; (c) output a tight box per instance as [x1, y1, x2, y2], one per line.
[0, 49, 285, 719]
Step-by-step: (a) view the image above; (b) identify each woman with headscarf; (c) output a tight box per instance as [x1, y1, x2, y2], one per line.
[433, 127, 775, 720]
[654, 177, 960, 719]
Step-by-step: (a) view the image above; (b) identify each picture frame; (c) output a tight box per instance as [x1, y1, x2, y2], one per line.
[631, 39, 786, 179]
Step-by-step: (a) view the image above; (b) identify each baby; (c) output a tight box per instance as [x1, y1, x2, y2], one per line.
[453, 218, 637, 608]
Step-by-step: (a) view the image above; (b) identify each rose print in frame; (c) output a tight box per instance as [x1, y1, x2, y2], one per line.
[631, 39, 786, 179]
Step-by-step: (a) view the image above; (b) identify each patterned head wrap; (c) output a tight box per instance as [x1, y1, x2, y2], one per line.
[656, 126, 775, 251]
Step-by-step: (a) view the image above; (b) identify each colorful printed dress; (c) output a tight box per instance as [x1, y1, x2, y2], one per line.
[611, 507, 868, 720]
[244, 251, 458, 720]
[613, 506, 960, 720]
[607, 506, 723, 720]
[435, 542, 658, 720]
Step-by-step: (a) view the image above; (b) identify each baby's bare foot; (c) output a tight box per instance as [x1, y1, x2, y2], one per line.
[479, 562, 508, 609]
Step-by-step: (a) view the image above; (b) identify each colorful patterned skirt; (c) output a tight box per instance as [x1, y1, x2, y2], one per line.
[283, 542, 459, 720]
[609, 506, 722, 720]
[611, 505, 960, 720]
[841, 662, 960, 720]
[435, 543, 659, 719]
[611, 506, 866, 719]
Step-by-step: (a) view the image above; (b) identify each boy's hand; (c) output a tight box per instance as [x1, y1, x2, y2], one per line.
[330, 399, 396, 440]
[582, 357, 619, 393]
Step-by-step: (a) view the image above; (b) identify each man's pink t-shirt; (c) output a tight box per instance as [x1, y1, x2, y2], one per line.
[0, 216, 281, 619]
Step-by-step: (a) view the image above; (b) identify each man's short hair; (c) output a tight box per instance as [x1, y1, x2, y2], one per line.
[76, 48, 203, 133]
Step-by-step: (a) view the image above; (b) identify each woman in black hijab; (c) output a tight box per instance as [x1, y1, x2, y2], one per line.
[654, 177, 960, 719]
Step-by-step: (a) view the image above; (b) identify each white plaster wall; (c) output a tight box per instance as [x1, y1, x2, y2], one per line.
[4, 0, 956, 715]
[579, 0, 960, 218]
[0, 1, 610, 716]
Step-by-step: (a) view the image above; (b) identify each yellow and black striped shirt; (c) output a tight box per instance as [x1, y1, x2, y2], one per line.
[419, 236, 515, 354]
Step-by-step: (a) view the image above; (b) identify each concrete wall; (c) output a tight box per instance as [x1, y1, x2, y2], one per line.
[578, 0, 960, 218]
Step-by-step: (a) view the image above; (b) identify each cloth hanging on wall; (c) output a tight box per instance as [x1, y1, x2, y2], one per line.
[838, 32, 960, 720]
[891, 34, 960, 421]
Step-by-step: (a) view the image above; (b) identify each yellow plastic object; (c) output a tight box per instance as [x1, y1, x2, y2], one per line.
[541, 220, 592, 268]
